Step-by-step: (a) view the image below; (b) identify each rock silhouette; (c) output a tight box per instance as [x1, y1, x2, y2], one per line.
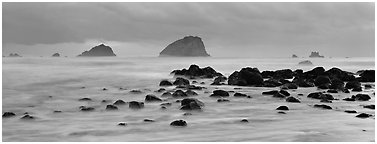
[309, 51, 324, 58]
[52, 53, 60, 57]
[160, 36, 210, 57]
[77, 44, 116, 57]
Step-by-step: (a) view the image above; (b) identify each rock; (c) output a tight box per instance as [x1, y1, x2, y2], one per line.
[186, 85, 204, 90]
[160, 36, 210, 57]
[247, 96, 252, 98]
[262, 90, 279, 95]
[343, 97, 356, 101]
[363, 105, 375, 109]
[185, 90, 198, 96]
[286, 96, 300, 103]
[52, 53, 60, 57]
[118, 122, 127, 126]
[309, 51, 324, 58]
[161, 92, 172, 97]
[173, 77, 190, 86]
[345, 81, 361, 90]
[160, 102, 172, 106]
[276, 106, 289, 110]
[228, 68, 264, 86]
[298, 60, 313, 65]
[77, 44, 116, 57]
[356, 113, 372, 118]
[180, 98, 204, 110]
[129, 101, 144, 109]
[364, 84, 373, 89]
[53, 110, 62, 113]
[172, 90, 188, 98]
[314, 76, 331, 87]
[317, 84, 330, 89]
[240, 119, 249, 122]
[79, 106, 95, 111]
[171, 64, 223, 78]
[263, 78, 283, 87]
[292, 54, 298, 58]
[234, 92, 247, 97]
[327, 89, 338, 93]
[211, 76, 227, 85]
[113, 100, 126, 105]
[78, 98, 92, 101]
[352, 87, 362, 92]
[2, 112, 16, 118]
[170, 120, 187, 127]
[344, 110, 357, 113]
[143, 119, 155, 122]
[130, 89, 143, 93]
[313, 104, 332, 109]
[217, 98, 230, 102]
[273, 92, 287, 98]
[156, 88, 166, 92]
[279, 90, 290, 96]
[145, 94, 162, 102]
[343, 89, 350, 93]
[20, 114, 34, 120]
[106, 105, 118, 110]
[210, 90, 230, 97]
[281, 83, 298, 89]
[293, 78, 315, 87]
[307, 92, 334, 100]
[277, 111, 286, 114]
[159, 80, 173, 86]
[161, 106, 167, 109]
[357, 70, 375, 82]
[354, 94, 371, 101]
[8, 53, 22, 57]
[320, 99, 332, 103]
[328, 78, 344, 90]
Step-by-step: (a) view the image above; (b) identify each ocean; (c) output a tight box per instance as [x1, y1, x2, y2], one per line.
[2, 57, 375, 142]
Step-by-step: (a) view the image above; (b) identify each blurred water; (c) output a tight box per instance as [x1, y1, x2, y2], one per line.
[2, 57, 375, 142]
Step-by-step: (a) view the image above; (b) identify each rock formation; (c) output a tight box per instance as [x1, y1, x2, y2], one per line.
[309, 51, 324, 58]
[292, 54, 298, 58]
[159, 36, 210, 57]
[52, 53, 60, 57]
[77, 44, 116, 57]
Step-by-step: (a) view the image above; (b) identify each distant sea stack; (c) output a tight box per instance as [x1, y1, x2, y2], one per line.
[159, 36, 210, 57]
[52, 53, 60, 57]
[77, 44, 116, 57]
[292, 54, 298, 58]
[309, 52, 324, 58]
[8, 53, 21, 57]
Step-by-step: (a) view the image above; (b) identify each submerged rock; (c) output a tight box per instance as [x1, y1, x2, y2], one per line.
[363, 105, 375, 109]
[240, 119, 249, 123]
[170, 120, 187, 127]
[145, 94, 162, 102]
[172, 90, 188, 98]
[20, 114, 34, 120]
[118, 122, 127, 126]
[313, 104, 332, 109]
[234, 92, 247, 97]
[180, 98, 204, 110]
[217, 98, 230, 102]
[160, 36, 210, 57]
[52, 53, 60, 57]
[307, 92, 334, 100]
[344, 110, 357, 113]
[286, 96, 301, 103]
[77, 44, 116, 57]
[210, 90, 229, 97]
[113, 100, 126, 105]
[79, 106, 95, 111]
[106, 105, 118, 110]
[129, 101, 144, 109]
[78, 98, 92, 101]
[173, 77, 190, 86]
[2, 112, 16, 118]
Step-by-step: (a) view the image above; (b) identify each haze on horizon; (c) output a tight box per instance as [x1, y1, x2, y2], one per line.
[2, 2, 375, 58]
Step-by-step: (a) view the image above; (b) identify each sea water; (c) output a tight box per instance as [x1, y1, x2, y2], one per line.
[2, 57, 375, 141]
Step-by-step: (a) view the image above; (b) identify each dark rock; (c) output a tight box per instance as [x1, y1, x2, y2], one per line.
[173, 77, 190, 86]
[363, 105, 375, 109]
[217, 98, 230, 102]
[307, 92, 334, 100]
[161, 106, 167, 109]
[113, 100, 126, 105]
[343, 97, 356, 101]
[129, 101, 144, 109]
[159, 80, 173, 86]
[293, 78, 315, 87]
[8, 53, 22, 57]
[364, 84, 372, 89]
[297, 94, 304, 96]
[279, 90, 290, 96]
[2, 112, 16, 118]
[314, 76, 331, 87]
[345, 81, 361, 90]
[186, 85, 204, 90]
[309, 51, 324, 58]
[325, 67, 356, 81]
[228, 68, 263, 86]
[292, 54, 298, 58]
[160, 102, 172, 106]
[354, 94, 371, 101]
[317, 84, 330, 89]
[200, 82, 205, 84]
[281, 83, 298, 89]
[145, 94, 162, 102]
[262, 90, 279, 95]
[234, 92, 247, 97]
[78, 98, 92, 101]
[357, 70, 375, 82]
[273, 92, 287, 98]
[160, 36, 209, 57]
[327, 89, 338, 93]
[106, 105, 118, 110]
[211, 76, 227, 85]
[320, 99, 332, 103]
[77, 44, 116, 57]
[180, 98, 204, 110]
[247, 96, 252, 98]
[286, 96, 300, 103]
[161, 92, 172, 97]
[240, 119, 249, 123]
[344, 110, 357, 113]
[53, 110, 62, 113]
[185, 90, 198, 96]
[156, 88, 166, 92]
[52, 53, 60, 57]
[172, 90, 188, 98]
[79, 106, 95, 111]
[328, 78, 344, 90]
[343, 89, 350, 93]
[263, 78, 282, 87]
[276, 106, 289, 110]
[171, 64, 223, 78]
[298, 60, 313, 65]
[143, 119, 155, 122]
[118, 122, 127, 126]
[277, 111, 286, 114]
[356, 113, 372, 118]
[170, 120, 187, 127]
[313, 104, 332, 109]
[130, 89, 142, 94]
[21, 114, 34, 119]
[352, 87, 362, 92]
[210, 90, 229, 97]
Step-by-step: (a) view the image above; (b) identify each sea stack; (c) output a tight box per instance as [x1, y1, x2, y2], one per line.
[159, 36, 210, 57]
[309, 51, 324, 58]
[77, 44, 116, 57]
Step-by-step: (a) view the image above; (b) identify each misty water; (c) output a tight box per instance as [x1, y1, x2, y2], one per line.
[2, 57, 375, 142]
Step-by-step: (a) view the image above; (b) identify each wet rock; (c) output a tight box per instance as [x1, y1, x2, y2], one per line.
[263, 78, 282, 87]
[328, 78, 344, 90]
[297, 94, 304, 96]
[286, 96, 300, 103]
[183, 112, 192, 116]
[53, 110, 62, 113]
[314, 76, 331, 87]
[343, 97, 356, 101]
[20, 114, 34, 120]
[234, 92, 247, 97]
[279, 90, 290, 96]
[262, 90, 279, 95]
[2, 112, 16, 118]
[145, 94, 162, 102]
[356, 113, 372, 118]
[273, 92, 287, 98]
[344, 110, 357, 113]
[113, 100, 126, 105]
[357, 70, 375, 82]
[118, 122, 127, 126]
[343, 89, 350, 93]
[170, 120, 187, 127]
[217, 98, 230, 102]
[156, 88, 166, 92]
[160, 102, 172, 106]
[106, 105, 118, 110]
[130, 89, 142, 94]
[161, 92, 172, 97]
[317, 84, 330, 89]
[355, 94, 371, 101]
[313, 104, 332, 109]
[79, 106, 95, 111]
[327, 89, 338, 93]
[170, 64, 223, 78]
[345, 81, 362, 90]
[185, 90, 198, 96]
[129, 101, 144, 109]
[363, 105, 375, 109]
[352, 87, 363, 92]
[276, 106, 289, 110]
[173, 77, 190, 86]
[200, 82, 205, 84]
[307, 92, 334, 100]
[211, 76, 227, 85]
[210, 90, 229, 97]
[228, 68, 263, 86]
[240, 119, 249, 123]
[78, 98, 92, 101]
[143, 119, 155, 122]
[186, 85, 204, 90]
[281, 83, 298, 89]
[180, 98, 204, 110]
[277, 111, 286, 114]
[161, 106, 167, 109]
[247, 96, 252, 98]
[159, 80, 173, 86]
[364, 84, 372, 89]
[172, 90, 188, 98]
[320, 99, 332, 103]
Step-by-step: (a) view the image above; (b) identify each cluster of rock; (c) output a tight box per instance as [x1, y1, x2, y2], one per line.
[170, 64, 223, 79]
[77, 44, 116, 57]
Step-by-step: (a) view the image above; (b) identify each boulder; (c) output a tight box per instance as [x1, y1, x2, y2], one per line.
[263, 78, 282, 87]
[210, 90, 230, 97]
[185, 90, 198, 96]
[286, 97, 301, 103]
[327, 89, 338, 93]
[356, 113, 372, 118]
[313, 104, 332, 109]
[281, 83, 298, 89]
[240, 119, 249, 123]
[228, 68, 263, 86]
[171, 64, 223, 78]
[328, 78, 344, 90]
[262, 90, 279, 95]
[292, 54, 298, 58]
[344, 110, 357, 113]
[357, 70, 375, 82]
[234, 92, 247, 97]
[363, 105, 375, 109]
[113, 100, 126, 105]
[345, 81, 361, 90]
[159, 80, 173, 86]
[276, 106, 289, 110]
[354, 94, 371, 101]
[211, 76, 227, 85]
[129, 101, 144, 109]
[77, 44, 116, 57]
[20, 114, 35, 120]
[161, 92, 172, 97]
[79, 106, 95, 111]
[172, 90, 188, 98]
[106, 105, 118, 110]
[314, 76, 332, 86]
[180, 98, 204, 110]
[145, 95, 162, 102]
[217, 98, 230, 102]
[78, 98, 92, 101]
[170, 120, 187, 126]
[307, 92, 334, 100]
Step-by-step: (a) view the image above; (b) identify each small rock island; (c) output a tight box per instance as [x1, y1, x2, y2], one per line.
[309, 51, 324, 58]
[77, 44, 116, 57]
[159, 36, 210, 57]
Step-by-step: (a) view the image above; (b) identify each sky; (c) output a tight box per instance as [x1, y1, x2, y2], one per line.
[2, 2, 375, 57]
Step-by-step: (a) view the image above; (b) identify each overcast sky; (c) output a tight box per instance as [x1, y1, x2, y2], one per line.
[2, 2, 375, 57]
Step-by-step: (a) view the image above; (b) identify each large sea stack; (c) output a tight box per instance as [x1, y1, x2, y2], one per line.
[159, 36, 210, 57]
[309, 51, 324, 58]
[77, 44, 116, 57]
